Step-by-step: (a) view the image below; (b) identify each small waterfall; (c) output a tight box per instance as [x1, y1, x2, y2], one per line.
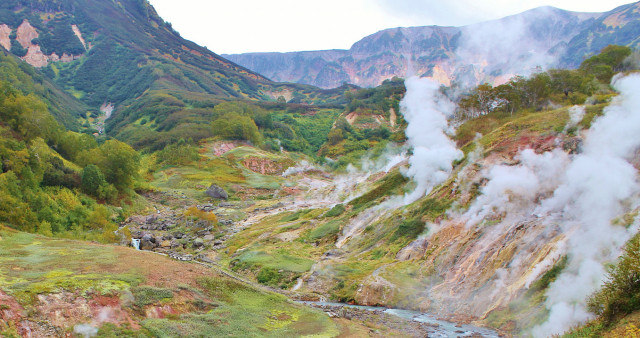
[292, 278, 304, 291]
[131, 238, 141, 250]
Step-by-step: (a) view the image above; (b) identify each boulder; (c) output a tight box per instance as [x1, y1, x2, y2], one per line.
[396, 237, 429, 261]
[192, 238, 204, 248]
[205, 184, 228, 200]
[160, 240, 171, 248]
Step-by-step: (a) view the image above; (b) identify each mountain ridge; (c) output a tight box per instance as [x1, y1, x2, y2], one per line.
[224, 2, 640, 88]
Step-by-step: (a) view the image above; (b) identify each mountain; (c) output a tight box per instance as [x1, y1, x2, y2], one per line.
[0, 0, 345, 149]
[224, 2, 640, 89]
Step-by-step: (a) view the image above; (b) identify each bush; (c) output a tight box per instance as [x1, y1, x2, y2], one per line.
[132, 286, 174, 308]
[184, 206, 218, 225]
[390, 218, 425, 241]
[324, 204, 345, 218]
[308, 220, 341, 241]
[81, 164, 106, 196]
[587, 234, 640, 324]
[256, 267, 281, 285]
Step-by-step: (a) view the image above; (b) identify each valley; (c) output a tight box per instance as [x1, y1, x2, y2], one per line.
[1, 0, 640, 337]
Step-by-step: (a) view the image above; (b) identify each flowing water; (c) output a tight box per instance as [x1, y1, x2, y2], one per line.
[300, 301, 500, 337]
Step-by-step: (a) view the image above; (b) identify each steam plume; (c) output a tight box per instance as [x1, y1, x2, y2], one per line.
[401, 76, 463, 204]
[532, 74, 640, 336]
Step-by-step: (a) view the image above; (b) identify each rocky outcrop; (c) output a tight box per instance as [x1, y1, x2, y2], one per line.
[206, 184, 228, 200]
[396, 237, 429, 261]
[71, 24, 87, 50]
[16, 20, 38, 49]
[355, 276, 398, 306]
[0, 24, 11, 51]
[224, 6, 606, 89]
[242, 157, 293, 175]
[10, 20, 85, 67]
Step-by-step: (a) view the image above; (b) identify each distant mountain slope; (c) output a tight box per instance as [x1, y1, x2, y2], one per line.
[224, 3, 640, 88]
[0, 0, 345, 149]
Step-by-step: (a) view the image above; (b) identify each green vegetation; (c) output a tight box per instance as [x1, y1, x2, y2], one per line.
[0, 227, 339, 337]
[308, 220, 341, 241]
[0, 56, 144, 241]
[588, 234, 640, 324]
[324, 204, 346, 218]
[455, 45, 634, 123]
[132, 286, 174, 308]
[348, 170, 408, 210]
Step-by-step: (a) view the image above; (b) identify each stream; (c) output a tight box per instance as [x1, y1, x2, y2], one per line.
[299, 301, 501, 337]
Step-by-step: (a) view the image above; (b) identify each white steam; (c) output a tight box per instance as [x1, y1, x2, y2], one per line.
[567, 105, 586, 129]
[401, 76, 463, 204]
[532, 75, 640, 337]
[464, 148, 569, 227]
[74, 324, 98, 338]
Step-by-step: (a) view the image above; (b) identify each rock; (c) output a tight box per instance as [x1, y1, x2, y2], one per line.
[146, 214, 158, 224]
[195, 254, 214, 264]
[160, 240, 171, 248]
[205, 184, 228, 200]
[140, 240, 155, 251]
[173, 232, 184, 239]
[355, 276, 397, 306]
[203, 235, 216, 242]
[396, 237, 429, 261]
[192, 238, 204, 248]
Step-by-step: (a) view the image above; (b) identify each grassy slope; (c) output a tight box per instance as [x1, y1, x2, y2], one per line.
[0, 226, 341, 337]
[194, 100, 613, 336]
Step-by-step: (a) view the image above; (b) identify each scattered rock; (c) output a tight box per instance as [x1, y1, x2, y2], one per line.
[205, 184, 228, 200]
[192, 238, 204, 248]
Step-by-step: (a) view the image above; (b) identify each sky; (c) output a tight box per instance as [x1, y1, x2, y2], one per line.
[148, 0, 634, 54]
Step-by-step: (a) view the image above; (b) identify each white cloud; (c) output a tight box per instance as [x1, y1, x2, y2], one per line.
[148, 0, 633, 54]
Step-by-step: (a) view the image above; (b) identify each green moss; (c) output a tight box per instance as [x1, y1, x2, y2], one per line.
[307, 220, 341, 241]
[527, 256, 568, 295]
[323, 204, 345, 218]
[132, 286, 174, 307]
[390, 218, 424, 242]
[348, 170, 408, 210]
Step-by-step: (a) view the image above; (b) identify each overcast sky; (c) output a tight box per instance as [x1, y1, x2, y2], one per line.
[148, 0, 634, 54]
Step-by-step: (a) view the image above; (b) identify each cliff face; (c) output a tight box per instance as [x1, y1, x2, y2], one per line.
[9, 19, 85, 68]
[225, 4, 640, 89]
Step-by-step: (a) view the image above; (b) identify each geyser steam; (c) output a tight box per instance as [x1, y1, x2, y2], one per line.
[401, 76, 462, 204]
[532, 74, 640, 336]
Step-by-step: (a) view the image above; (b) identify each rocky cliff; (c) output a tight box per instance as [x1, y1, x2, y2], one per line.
[225, 3, 640, 88]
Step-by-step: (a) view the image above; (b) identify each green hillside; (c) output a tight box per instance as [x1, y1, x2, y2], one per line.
[0, 0, 347, 149]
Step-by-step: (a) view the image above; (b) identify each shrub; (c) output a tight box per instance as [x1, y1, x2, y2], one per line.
[324, 204, 345, 218]
[132, 286, 174, 308]
[390, 218, 425, 242]
[81, 164, 106, 196]
[308, 220, 341, 241]
[184, 206, 218, 225]
[587, 234, 640, 324]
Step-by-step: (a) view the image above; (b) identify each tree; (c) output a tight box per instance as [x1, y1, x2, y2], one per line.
[81, 164, 106, 196]
[524, 72, 551, 108]
[580, 45, 632, 83]
[98, 140, 140, 191]
[327, 128, 344, 145]
[211, 113, 262, 145]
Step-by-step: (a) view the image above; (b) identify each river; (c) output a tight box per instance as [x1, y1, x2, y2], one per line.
[299, 301, 501, 337]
